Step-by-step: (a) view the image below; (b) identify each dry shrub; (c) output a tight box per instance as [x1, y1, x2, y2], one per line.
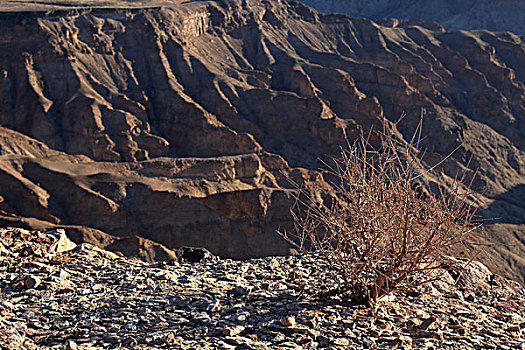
[281, 122, 479, 305]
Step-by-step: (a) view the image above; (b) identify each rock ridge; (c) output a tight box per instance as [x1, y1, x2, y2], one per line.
[298, 0, 525, 34]
[0, 0, 523, 282]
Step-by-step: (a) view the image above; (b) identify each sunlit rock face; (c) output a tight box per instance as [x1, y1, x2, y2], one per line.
[0, 0, 523, 282]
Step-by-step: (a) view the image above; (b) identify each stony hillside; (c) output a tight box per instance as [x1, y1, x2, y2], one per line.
[1, 228, 524, 349]
[299, 0, 525, 34]
[0, 0, 524, 282]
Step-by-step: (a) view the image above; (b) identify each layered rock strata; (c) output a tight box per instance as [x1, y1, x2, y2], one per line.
[0, 0, 523, 282]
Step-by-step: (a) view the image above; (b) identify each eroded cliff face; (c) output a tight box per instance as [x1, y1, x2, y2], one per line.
[299, 0, 525, 34]
[0, 0, 524, 281]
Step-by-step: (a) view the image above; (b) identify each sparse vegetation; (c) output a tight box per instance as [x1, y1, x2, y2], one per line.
[281, 120, 479, 305]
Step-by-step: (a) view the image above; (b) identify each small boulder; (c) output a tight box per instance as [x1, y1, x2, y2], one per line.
[176, 247, 214, 263]
[46, 229, 77, 254]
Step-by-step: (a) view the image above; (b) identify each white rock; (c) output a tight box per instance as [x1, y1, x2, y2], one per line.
[46, 229, 77, 253]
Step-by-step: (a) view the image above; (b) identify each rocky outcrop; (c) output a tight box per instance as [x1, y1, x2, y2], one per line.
[299, 0, 525, 34]
[0, 141, 319, 259]
[0, 0, 524, 282]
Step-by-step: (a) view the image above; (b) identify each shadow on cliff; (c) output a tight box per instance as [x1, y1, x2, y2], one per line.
[484, 184, 525, 225]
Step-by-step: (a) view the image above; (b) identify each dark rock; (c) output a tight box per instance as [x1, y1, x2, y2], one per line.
[176, 247, 214, 263]
[419, 316, 437, 331]
[23, 275, 41, 289]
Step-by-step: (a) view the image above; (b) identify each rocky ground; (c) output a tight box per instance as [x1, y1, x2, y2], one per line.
[0, 0, 524, 284]
[1, 228, 524, 349]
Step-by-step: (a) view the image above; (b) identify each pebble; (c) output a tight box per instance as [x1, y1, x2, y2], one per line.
[23, 275, 41, 289]
[419, 316, 437, 330]
[281, 316, 296, 327]
[221, 325, 245, 337]
[65, 340, 78, 350]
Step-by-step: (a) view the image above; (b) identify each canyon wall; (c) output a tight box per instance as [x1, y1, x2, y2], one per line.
[0, 0, 524, 282]
[299, 0, 525, 34]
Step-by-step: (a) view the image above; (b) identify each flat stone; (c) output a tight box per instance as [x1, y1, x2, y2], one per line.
[65, 340, 78, 350]
[281, 316, 296, 327]
[24, 275, 41, 289]
[334, 337, 350, 346]
[419, 316, 437, 330]
[222, 325, 245, 337]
